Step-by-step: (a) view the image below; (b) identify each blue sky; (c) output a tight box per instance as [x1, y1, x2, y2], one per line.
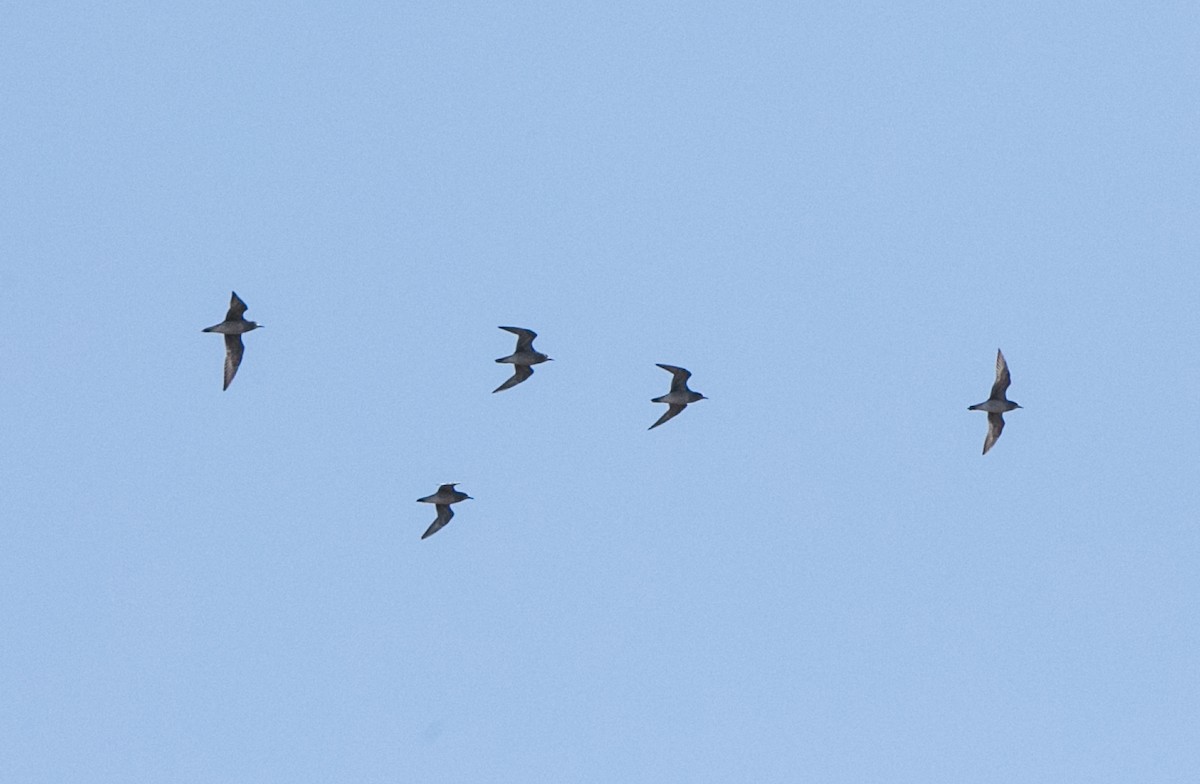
[3, 1, 1198, 781]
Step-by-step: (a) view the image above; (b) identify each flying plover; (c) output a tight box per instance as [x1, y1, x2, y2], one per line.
[649, 364, 706, 429]
[417, 483, 473, 539]
[202, 291, 263, 390]
[968, 349, 1021, 455]
[493, 326, 551, 393]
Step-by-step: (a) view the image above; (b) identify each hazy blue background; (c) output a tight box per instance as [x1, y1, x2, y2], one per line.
[3, 1, 1198, 781]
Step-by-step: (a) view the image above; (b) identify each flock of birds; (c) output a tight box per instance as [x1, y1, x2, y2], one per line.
[203, 291, 1022, 538]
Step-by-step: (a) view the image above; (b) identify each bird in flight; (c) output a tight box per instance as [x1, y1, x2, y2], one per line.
[968, 348, 1021, 454]
[416, 483, 473, 539]
[493, 326, 552, 393]
[202, 291, 263, 390]
[649, 364, 706, 429]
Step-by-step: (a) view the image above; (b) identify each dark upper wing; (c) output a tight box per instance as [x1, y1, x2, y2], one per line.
[226, 291, 249, 320]
[982, 412, 1005, 455]
[499, 326, 537, 352]
[656, 364, 692, 393]
[421, 504, 454, 539]
[989, 349, 1011, 399]
[649, 403, 687, 430]
[493, 364, 534, 393]
[223, 334, 244, 390]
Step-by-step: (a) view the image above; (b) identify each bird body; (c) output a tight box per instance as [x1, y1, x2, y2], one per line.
[967, 398, 1020, 414]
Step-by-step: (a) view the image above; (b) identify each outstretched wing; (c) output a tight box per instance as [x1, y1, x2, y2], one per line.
[421, 504, 455, 539]
[656, 364, 692, 393]
[499, 326, 537, 353]
[226, 291, 249, 320]
[982, 412, 1005, 455]
[223, 334, 244, 390]
[649, 403, 687, 430]
[493, 364, 534, 393]
[989, 349, 1012, 399]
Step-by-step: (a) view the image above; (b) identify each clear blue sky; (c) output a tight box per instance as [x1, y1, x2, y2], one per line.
[3, 1, 1198, 781]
